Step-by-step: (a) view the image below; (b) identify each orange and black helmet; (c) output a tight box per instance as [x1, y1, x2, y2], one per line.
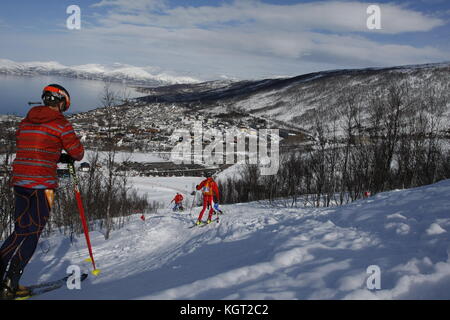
[42, 84, 71, 111]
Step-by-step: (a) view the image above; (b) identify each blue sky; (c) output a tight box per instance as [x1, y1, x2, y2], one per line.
[0, 0, 449, 80]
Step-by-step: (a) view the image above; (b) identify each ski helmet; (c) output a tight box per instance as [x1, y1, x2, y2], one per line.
[42, 84, 71, 111]
[204, 171, 212, 178]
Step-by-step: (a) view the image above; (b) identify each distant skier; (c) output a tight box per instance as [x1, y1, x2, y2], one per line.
[195, 172, 220, 225]
[171, 193, 184, 212]
[0, 84, 84, 300]
[213, 202, 223, 215]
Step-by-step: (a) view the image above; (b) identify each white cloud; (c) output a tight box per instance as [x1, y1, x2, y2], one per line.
[3, 1, 448, 80]
[91, 0, 445, 34]
[82, 1, 449, 65]
[91, 0, 168, 12]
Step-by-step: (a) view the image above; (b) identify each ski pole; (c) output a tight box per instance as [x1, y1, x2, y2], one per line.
[68, 161, 101, 276]
[189, 190, 197, 219]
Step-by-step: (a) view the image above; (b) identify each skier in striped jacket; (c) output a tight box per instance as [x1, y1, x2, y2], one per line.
[0, 84, 84, 299]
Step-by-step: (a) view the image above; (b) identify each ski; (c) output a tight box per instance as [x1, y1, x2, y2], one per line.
[189, 221, 204, 228]
[200, 218, 220, 227]
[189, 217, 220, 228]
[15, 273, 88, 300]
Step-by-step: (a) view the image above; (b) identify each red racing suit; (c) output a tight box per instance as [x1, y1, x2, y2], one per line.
[173, 194, 184, 204]
[196, 177, 220, 221]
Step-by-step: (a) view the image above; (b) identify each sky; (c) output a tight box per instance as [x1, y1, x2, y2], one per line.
[0, 0, 449, 80]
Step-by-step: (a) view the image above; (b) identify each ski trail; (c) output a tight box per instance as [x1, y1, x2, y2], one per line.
[130, 176, 202, 208]
[24, 179, 450, 300]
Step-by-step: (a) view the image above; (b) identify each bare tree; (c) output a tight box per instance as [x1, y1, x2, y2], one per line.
[0, 120, 18, 240]
[101, 84, 121, 240]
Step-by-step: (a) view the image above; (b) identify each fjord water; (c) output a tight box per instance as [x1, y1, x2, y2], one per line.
[0, 74, 148, 116]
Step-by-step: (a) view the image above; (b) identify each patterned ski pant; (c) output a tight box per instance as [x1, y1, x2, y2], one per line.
[0, 186, 50, 273]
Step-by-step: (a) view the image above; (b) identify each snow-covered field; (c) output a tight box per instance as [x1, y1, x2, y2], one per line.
[18, 178, 450, 300]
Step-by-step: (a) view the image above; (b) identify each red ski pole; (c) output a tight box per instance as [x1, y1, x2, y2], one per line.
[68, 162, 101, 276]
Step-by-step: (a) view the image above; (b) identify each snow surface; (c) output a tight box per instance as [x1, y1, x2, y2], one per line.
[130, 176, 202, 207]
[18, 178, 450, 300]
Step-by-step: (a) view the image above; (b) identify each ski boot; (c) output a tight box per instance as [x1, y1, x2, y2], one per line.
[1, 280, 30, 299]
[0, 260, 5, 282]
[196, 220, 203, 226]
[0, 261, 29, 300]
[206, 219, 212, 224]
[15, 284, 31, 298]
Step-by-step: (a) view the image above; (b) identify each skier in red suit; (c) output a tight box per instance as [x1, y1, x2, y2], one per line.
[195, 173, 220, 225]
[171, 193, 184, 211]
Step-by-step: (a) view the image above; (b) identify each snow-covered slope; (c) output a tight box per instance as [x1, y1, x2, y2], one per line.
[0, 59, 200, 86]
[137, 62, 450, 133]
[21, 178, 450, 300]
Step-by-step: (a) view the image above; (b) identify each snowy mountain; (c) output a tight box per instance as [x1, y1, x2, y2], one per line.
[137, 62, 450, 133]
[20, 177, 450, 300]
[0, 59, 200, 86]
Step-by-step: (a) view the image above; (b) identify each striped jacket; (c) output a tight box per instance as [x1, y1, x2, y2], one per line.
[12, 106, 84, 189]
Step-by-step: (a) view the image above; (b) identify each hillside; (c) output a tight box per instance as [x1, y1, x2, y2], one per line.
[2, 62, 448, 158]
[20, 178, 450, 300]
[137, 62, 450, 133]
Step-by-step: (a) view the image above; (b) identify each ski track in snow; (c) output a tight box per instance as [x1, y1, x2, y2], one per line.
[20, 179, 450, 300]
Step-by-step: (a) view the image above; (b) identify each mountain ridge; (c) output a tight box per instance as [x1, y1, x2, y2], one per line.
[0, 59, 200, 86]
[133, 62, 449, 134]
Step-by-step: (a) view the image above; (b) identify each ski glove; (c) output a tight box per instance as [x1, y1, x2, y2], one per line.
[59, 153, 75, 164]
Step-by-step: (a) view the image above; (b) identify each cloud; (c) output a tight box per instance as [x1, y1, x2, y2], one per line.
[91, 0, 445, 34]
[301, 32, 448, 66]
[91, 0, 168, 12]
[82, 1, 448, 68]
[83, 22, 448, 63]
[3, 0, 448, 79]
